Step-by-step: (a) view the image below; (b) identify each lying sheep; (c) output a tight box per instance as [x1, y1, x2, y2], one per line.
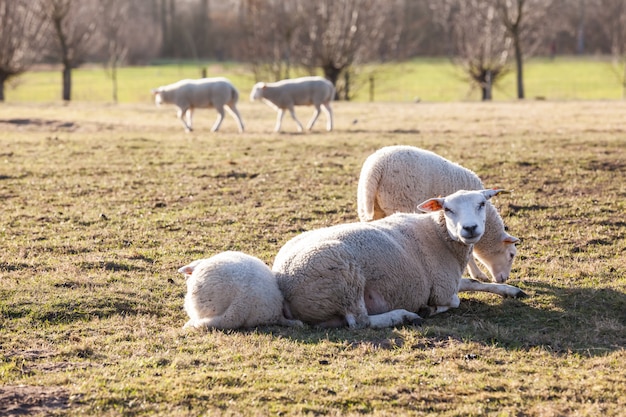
[249, 76, 334, 132]
[357, 145, 519, 283]
[273, 189, 526, 329]
[178, 251, 302, 330]
[152, 77, 244, 133]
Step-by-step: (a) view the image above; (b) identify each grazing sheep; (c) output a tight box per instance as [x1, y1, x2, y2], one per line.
[249, 76, 335, 132]
[152, 77, 244, 133]
[273, 189, 525, 329]
[178, 251, 302, 330]
[357, 145, 519, 283]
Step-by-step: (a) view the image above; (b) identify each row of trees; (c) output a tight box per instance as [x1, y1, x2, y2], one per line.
[2, 0, 626, 102]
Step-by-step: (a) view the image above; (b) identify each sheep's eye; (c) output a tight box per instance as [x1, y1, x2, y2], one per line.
[444, 207, 453, 214]
[478, 202, 485, 209]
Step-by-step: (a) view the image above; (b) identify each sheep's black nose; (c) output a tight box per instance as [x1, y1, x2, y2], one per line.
[463, 224, 478, 235]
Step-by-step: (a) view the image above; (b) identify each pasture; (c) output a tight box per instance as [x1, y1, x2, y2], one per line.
[5, 56, 626, 103]
[0, 99, 625, 416]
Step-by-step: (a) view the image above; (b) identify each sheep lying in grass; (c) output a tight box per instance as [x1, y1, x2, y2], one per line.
[178, 251, 303, 330]
[249, 76, 335, 132]
[273, 189, 526, 329]
[357, 145, 519, 283]
[152, 77, 244, 133]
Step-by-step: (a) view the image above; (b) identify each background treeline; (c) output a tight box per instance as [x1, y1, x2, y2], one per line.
[2, 0, 626, 101]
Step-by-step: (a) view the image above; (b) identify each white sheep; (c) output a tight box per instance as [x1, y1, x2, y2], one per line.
[152, 77, 244, 133]
[178, 251, 303, 330]
[273, 189, 526, 329]
[357, 145, 519, 283]
[249, 76, 335, 132]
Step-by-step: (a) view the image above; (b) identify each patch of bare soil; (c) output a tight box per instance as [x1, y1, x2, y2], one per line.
[0, 385, 69, 416]
[0, 118, 77, 132]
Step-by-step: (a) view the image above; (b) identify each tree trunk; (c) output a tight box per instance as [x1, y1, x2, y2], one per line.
[514, 36, 524, 99]
[322, 64, 341, 100]
[112, 64, 118, 104]
[62, 65, 71, 101]
[482, 70, 493, 101]
[0, 77, 5, 102]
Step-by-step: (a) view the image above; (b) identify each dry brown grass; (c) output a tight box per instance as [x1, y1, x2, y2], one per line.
[0, 100, 624, 416]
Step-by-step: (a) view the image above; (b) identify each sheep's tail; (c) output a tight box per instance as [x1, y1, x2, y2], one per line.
[230, 85, 240, 104]
[357, 155, 383, 222]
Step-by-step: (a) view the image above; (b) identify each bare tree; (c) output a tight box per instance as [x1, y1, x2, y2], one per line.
[432, 0, 511, 100]
[98, 0, 129, 103]
[296, 0, 393, 99]
[42, 0, 98, 101]
[93, 0, 160, 102]
[0, 0, 49, 101]
[240, 0, 304, 81]
[497, 0, 556, 99]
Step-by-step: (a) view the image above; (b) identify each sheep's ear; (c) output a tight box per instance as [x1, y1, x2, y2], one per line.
[503, 234, 520, 245]
[178, 265, 195, 275]
[417, 197, 445, 213]
[482, 188, 509, 200]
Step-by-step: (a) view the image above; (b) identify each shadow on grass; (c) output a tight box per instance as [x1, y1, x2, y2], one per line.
[257, 282, 625, 357]
[3, 293, 164, 324]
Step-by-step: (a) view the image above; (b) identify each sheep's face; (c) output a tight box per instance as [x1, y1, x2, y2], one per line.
[250, 83, 265, 101]
[153, 90, 164, 106]
[418, 189, 507, 245]
[474, 233, 519, 282]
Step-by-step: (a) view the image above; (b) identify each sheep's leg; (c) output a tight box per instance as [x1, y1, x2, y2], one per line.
[186, 108, 194, 131]
[367, 309, 423, 329]
[287, 107, 304, 132]
[466, 256, 491, 282]
[277, 317, 304, 327]
[177, 108, 193, 132]
[212, 107, 225, 132]
[274, 109, 285, 132]
[306, 105, 321, 131]
[321, 103, 333, 131]
[225, 104, 245, 133]
[418, 294, 461, 318]
[458, 278, 527, 298]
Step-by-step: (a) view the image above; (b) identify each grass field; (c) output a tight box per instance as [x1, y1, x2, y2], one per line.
[0, 99, 625, 416]
[4, 56, 626, 103]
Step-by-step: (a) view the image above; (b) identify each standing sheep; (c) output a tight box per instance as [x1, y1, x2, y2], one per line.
[273, 189, 526, 329]
[357, 145, 519, 283]
[178, 251, 302, 330]
[249, 76, 335, 132]
[152, 77, 244, 133]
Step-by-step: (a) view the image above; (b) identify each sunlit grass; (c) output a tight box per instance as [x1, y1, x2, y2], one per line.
[0, 100, 624, 415]
[4, 56, 625, 103]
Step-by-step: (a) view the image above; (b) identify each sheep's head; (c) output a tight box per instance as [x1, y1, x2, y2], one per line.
[473, 232, 520, 283]
[250, 82, 266, 101]
[417, 189, 508, 245]
[151, 88, 164, 106]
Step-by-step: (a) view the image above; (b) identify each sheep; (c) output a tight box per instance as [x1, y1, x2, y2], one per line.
[357, 145, 520, 283]
[178, 251, 303, 330]
[249, 76, 335, 132]
[272, 189, 526, 329]
[151, 77, 244, 133]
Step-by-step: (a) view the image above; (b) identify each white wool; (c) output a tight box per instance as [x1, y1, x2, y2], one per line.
[178, 251, 302, 330]
[152, 77, 244, 133]
[250, 76, 335, 132]
[273, 189, 509, 329]
[357, 145, 519, 283]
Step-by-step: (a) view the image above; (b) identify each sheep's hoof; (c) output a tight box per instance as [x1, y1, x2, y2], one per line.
[513, 289, 528, 299]
[406, 316, 423, 327]
[417, 307, 432, 319]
